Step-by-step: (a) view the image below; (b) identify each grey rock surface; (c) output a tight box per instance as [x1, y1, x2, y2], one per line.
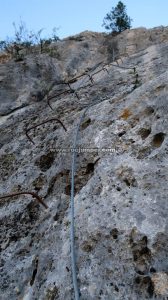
[0, 27, 168, 299]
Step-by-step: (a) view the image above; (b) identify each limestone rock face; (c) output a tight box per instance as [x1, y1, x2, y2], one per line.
[0, 27, 168, 299]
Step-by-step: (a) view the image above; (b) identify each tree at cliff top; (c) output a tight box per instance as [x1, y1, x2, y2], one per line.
[102, 1, 132, 33]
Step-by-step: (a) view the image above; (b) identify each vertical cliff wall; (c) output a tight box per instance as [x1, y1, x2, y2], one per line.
[0, 27, 168, 299]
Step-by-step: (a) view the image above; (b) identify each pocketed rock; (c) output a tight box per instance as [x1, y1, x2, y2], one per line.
[0, 26, 168, 300]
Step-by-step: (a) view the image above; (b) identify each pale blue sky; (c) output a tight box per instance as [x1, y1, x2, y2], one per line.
[0, 0, 167, 40]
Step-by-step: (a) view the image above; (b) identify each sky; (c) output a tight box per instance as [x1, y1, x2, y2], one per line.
[0, 0, 167, 40]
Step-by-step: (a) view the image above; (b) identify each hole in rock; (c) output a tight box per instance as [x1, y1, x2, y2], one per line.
[145, 107, 154, 115]
[35, 151, 55, 172]
[118, 131, 126, 137]
[138, 128, 151, 140]
[150, 267, 156, 273]
[81, 118, 91, 130]
[116, 186, 121, 191]
[30, 257, 38, 286]
[86, 163, 95, 174]
[152, 132, 165, 148]
[110, 228, 118, 239]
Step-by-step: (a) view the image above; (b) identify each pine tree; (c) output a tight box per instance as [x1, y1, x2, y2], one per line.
[102, 1, 132, 33]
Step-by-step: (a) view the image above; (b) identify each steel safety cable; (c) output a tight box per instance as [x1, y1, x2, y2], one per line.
[70, 71, 93, 300]
[70, 58, 117, 300]
[70, 62, 107, 299]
